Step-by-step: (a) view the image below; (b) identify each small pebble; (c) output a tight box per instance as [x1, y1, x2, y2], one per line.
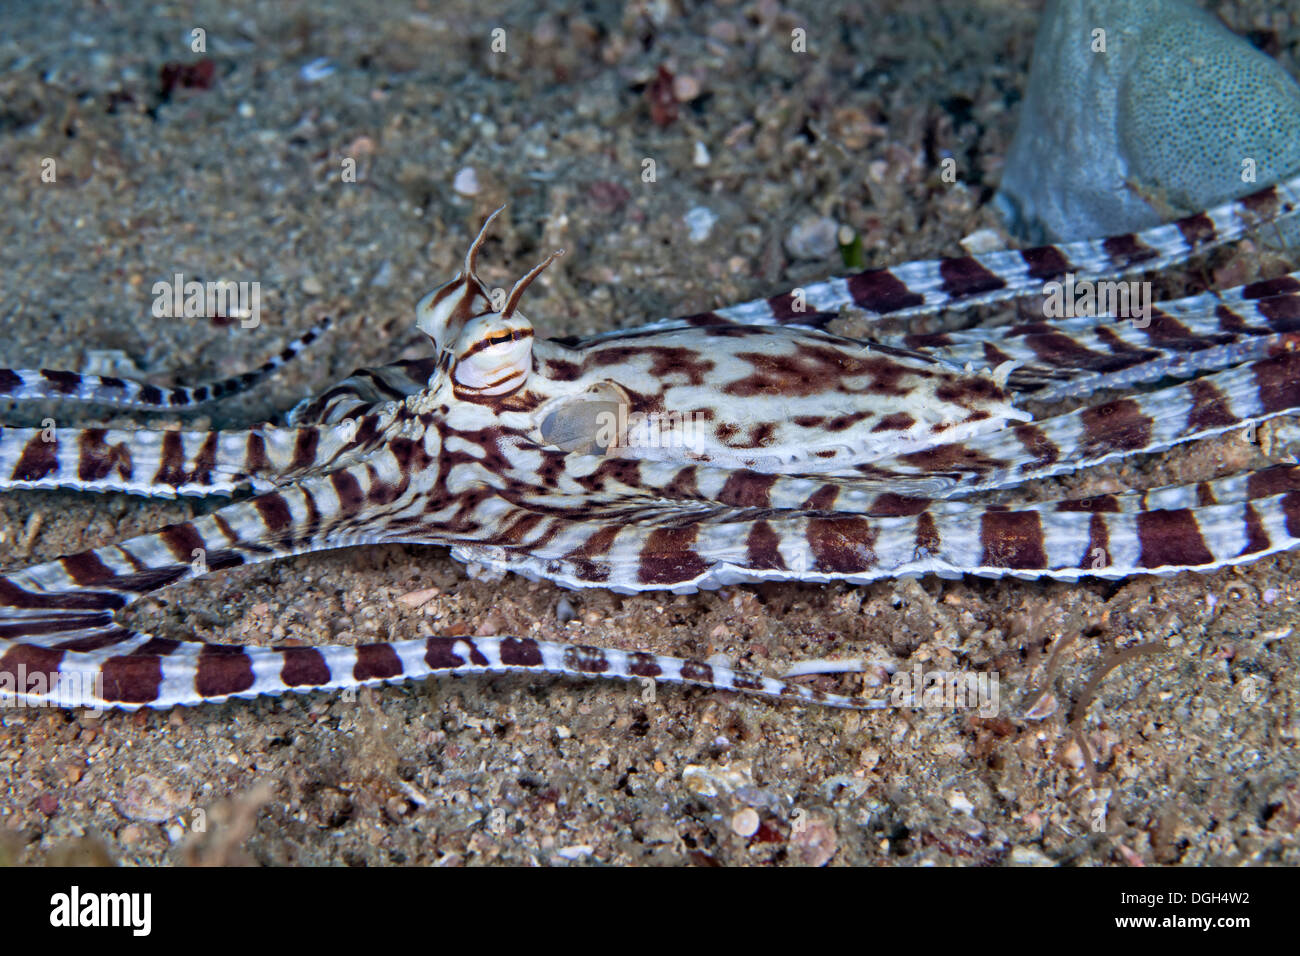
[1010, 845, 1056, 867]
[681, 763, 752, 797]
[453, 167, 480, 197]
[959, 227, 1005, 254]
[734, 787, 782, 812]
[672, 74, 701, 102]
[784, 215, 839, 260]
[692, 140, 711, 167]
[397, 586, 441, 609]
[117, 773, 190, 823]
[1022, 691, 1058, 721]
[347, 136, 377, 157]
[300, 275, 324, 295]
[555, 597, 576, 624]
[791, 813, 838, 867]
[1118, 845, 1146, 867]
[731, 807, 760, 838]
[299, 58, 336, 82]
[947, 790, 975, 814]
[684, 206, 717, 243]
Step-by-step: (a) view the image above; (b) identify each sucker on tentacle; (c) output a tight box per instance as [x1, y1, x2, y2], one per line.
[2, 173, 1300, 711]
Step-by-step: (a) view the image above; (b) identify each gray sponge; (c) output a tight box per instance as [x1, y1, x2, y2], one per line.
[996, 0, 1300, 242]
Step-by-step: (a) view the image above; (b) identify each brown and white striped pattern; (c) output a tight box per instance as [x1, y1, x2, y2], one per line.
[0, 413, 400, 498]
[579, 171, 1300, 341]
[2, 183, 1299, 711]
[0, 316, 332, 411]
[0, 632, 868, 710]
[896, 275, 1300, 400]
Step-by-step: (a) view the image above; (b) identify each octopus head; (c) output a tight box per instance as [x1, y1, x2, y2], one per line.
[416, 208, 562, 398]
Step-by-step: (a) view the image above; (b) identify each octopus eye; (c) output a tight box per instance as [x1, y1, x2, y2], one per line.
[538, 383, 629, 455]
[484, 329, 526, 348]
[453, 314, 535, 395]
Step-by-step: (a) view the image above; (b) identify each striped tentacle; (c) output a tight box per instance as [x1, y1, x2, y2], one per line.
[0, 447, 431, 639]
[12, 467, 1293, 707]
[0, 473, 873, 710]
[535, 453, 952, 513]
[0, 316, 332, 411]
[580, 173, 1300, 340]
[0, 632, 874, 711]
[457, 480, 1300, 592]
[854, 348, 1300, 495]
[0, 424, 285, 497]
[534, 447, 1300, 520]
[0, 414, 394, 497]
[820, 461, 1300, 518]
[897, 276, 1300, 398]
[873, 462, 1300, 516]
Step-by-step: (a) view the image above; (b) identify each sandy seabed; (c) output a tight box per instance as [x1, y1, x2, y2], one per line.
[0, 0, 1297, 866]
